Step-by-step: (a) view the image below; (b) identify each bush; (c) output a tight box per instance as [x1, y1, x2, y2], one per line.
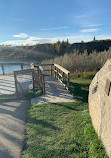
[25, 89, 42, 99]
[41, 48, 111, 72]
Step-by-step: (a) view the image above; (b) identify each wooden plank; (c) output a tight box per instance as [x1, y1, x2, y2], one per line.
[16, 79, 25, 94]
[1, 65, 5, 75]
[51, 65, 53, 76]
[105, 79, 111, 96]
[0, 62, 31, 65]
[39, 66, 45, 75]
[58, 72, 62, 77]
[54, 63, 70, 75]
[67, 73, 70, 89]
[42, 75, 45, 95]
[14, 74, 18, 94]
[14, 69, 34, 75]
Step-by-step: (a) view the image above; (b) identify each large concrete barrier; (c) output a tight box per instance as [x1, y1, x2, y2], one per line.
[89, 59, 111, 158]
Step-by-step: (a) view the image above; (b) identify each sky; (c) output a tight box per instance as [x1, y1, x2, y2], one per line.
[0, 0, 111, 46]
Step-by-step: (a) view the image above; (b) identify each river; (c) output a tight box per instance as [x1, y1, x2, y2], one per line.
[0, 61, 31, 74]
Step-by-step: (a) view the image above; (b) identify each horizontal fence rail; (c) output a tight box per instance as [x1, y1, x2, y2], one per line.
[54, 63, 70, 90]
[14, 69, 35, 95]
[0, 62, 31, 75]
[34, 63, 70, 90]
[34, 64, 54, 77]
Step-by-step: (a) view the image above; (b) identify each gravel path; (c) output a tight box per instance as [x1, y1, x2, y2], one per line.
[31, 77, 75, 104]
[0, 100, 30, 158]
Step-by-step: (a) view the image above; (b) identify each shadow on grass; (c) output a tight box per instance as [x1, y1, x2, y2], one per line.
[52, 102, 84, 111]
[69, 82, 90, 103]
[29, 118, 60, 131]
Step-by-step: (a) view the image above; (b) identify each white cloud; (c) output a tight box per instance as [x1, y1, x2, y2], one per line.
[41, 26, 70, 31]
[1, 34, 111, 46]
[13, 33, 29, 38]
[75, 14, 87, 19]
[85, 24, 103, 27]
[80, 28, 101, 33]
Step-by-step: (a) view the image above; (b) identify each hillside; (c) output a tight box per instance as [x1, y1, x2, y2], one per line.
[0, 39, 111, 62]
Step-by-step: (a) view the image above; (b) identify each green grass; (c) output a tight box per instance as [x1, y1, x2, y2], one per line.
[22, 77, 108, 158]
[25, 89, 43, 99]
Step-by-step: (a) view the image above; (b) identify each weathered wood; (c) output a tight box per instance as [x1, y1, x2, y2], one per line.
[14, 74, 18, 94]
[21, 64, 23, 70]
[16, 79, 25, 94]
[38, 64, 54, 66]
[54, 63, 70, 90]
[54, 63, 70, 75]
[42, 75, 45, 95]
[39, 66, 45, 75]
[1, 65, 5, 75]
[14, 69, 34, 75]
[67, 73, 70, 89]
[0, 62, 30, 65]
[32, 71, 35, 91]
[51, 65, 53, 76]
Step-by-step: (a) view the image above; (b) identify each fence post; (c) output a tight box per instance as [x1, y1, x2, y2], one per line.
[42, 74, 45, 95]
[51, 65, 53, 77]
[57, 68, 58, 79]
[21, 64, 23, 70]
[62, 72, 64, 83]
[14, 74, 18, 94]
[54, 66, 56, 78]
[2, 65, 5, 75]
[32, 70, 35, 91]
[67, 73, 70, 90]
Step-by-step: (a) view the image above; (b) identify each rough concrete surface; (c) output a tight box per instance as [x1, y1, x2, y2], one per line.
[0, 75, 33, 95]
[31, 77, 75, 105]
[0, 100, 30, 158]
[89, 59, 111, 158]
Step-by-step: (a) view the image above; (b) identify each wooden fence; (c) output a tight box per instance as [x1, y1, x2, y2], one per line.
[14, 66, 45, 95]
[0, 62, 31, 75]
[34, 63, 70, 90]
[54, 63, 70, 90]
[14, 63, 70, 96]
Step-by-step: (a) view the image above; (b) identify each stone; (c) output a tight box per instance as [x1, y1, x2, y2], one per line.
[89, 59, 111, 158]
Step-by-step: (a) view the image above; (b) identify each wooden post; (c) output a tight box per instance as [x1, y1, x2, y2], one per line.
[51, 65, 53, 77]
[57, 68, 58, 79]
[42, 75, 45, 95]
[32, 71, 35, 91]
[54, 66, 56, 78]
[21, 64, 23, 70]
[62, 72, 64, 83]
[2, 65, 5, 75]
[37, 66, 39, 80]
[67, 73, 70, 90]
[14, 74, 18, 94]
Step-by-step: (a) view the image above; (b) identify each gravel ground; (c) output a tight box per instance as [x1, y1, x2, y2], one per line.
[0, 75, 33, 95]
[0, 100, 30, 158]
[31, 77, 75, 104]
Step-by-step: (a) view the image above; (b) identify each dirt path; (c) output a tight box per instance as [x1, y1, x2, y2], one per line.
[0, 100, 30, 158]
[31, 77, 74, 104]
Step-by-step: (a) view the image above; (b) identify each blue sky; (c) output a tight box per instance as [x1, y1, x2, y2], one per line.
[0, 0, 111, 45]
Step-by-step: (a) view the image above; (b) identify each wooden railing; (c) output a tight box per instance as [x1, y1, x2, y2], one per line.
[34, 65, 45, 95]
[14, 69, 35, 95]
[54, 63, 70, 90]
[34, 64, 54, 76]
[34, 63, 70, 90]
[0, 62, 31, 75]
[14, 63, 70, 96]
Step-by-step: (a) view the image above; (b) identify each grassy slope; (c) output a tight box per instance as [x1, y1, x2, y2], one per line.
[22, 78, 108, 158]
